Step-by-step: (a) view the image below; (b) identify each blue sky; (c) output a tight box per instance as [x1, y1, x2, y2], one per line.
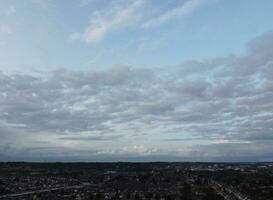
[1, 0, 273, 70]
[0, 0, 273, 161]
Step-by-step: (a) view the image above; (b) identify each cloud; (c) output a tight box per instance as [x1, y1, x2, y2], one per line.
[71, 0, 208, 44]
[0, 5, 15, 45]
[59, 134, 123, 141]
[97, 145, 158, 156]
[3, 5, 16, 16]
[0, 24, 13, 35]
[1, 31, 273, 161]
[79, 0, 98, 7]
[32, 0, 52, 9]
[142, 0, 205, 28]
[72, 0, 144, 43]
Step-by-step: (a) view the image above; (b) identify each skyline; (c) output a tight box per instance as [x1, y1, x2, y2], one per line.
[1, 0, 273, 162]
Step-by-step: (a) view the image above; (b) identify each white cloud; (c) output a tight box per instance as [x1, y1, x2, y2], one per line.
[32, 0, 52, 8]
[98, 145, 158, 156]
[79, 0, 97, 7]
[72, 0, 206, 44]
[3, 5, 16, 16]
[71, 0, 144, 43]
[0, 24, 13, 35]
[142, 0, 204, 28]
[119, 145, 158, 155]
[69, 32, 82, 41]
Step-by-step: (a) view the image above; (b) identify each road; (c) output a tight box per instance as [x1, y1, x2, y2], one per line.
[211, 180, 249, 200]
[0, 183, 91, 199]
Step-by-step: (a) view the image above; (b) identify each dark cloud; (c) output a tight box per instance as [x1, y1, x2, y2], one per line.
[1, 31, 273, 161]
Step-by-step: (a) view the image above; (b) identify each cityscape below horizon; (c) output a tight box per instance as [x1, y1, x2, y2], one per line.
[1, 162, 273, 200]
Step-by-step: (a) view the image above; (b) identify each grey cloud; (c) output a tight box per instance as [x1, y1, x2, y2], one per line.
[138, 102, 174, 115]
[1, 31, 273, 161]
[59, 134, 123, 141]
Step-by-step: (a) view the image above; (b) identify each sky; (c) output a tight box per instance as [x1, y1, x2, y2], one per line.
[0, 0, 273, 162]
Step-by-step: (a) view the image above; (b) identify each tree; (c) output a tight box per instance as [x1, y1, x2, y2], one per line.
[135, 193, 140, 199]
[202, 187, 218, 200]
[181, 183, 192, 200]
[125, 192, 131, 199]
[144, 192, 153, 199]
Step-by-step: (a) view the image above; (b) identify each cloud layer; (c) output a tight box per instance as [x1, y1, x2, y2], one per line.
[1, 31, 273, 161]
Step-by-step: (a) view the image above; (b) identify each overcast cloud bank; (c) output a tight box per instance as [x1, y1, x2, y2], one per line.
[1, 31, 273, 161]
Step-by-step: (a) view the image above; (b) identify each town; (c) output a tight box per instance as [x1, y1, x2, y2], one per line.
[0, 162, 272, 200]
